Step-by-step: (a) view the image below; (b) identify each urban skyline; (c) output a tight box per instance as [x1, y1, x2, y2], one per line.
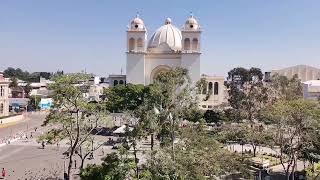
[1, 0, 320, 76]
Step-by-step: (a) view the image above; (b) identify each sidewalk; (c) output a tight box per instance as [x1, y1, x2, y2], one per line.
[0, 121, 19, 129]
[0, 113, 26, 129]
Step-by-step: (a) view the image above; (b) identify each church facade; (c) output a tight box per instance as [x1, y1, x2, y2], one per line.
[126, 15, 201, 85]
[104, 15, 227, 109]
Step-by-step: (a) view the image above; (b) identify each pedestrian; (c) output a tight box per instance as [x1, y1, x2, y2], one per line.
[42, 141, 45, 149]
[30, 132, 33, 138]
[101, 148, 104, 156]
[2, 168, 6, 178]
[56, 142, 59, 150]
[35, 127, 37, 132]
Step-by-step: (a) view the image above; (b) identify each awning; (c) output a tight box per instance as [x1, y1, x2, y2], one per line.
[113, 125, 133, 134]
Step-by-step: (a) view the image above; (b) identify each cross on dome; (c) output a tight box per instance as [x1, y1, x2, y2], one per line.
[190, 12, 194, 18]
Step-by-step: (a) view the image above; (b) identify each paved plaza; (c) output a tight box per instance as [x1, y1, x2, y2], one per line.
[0, 112, 150, 179]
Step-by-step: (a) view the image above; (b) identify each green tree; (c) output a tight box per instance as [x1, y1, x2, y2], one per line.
[42, 74, 107, 179]
[24, 82, 32, 97]
[226, 67, 268, 157]
[204, 110, 228, 123]
[80, 147, 135, 180]
[196, 77, 212, 101]
[216, 122, 272, 157]
[104, 84, 145, 112]
[266, 99, 320, 180]
[4, 67, 31, 81]
[9, 76, 18, 88]
[141, 123, 251, 179]
[28, 95, 41, 110]
[268, 74, 303, 102]
[151, 68, 197, 162]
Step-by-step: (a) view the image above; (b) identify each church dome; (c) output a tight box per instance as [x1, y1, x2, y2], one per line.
[147, 18, 182, 51]
[130, 15, 145, 30]
[184, 15, 200, 30]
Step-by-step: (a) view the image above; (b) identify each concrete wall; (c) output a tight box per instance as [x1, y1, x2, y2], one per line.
[0, 82, 10, 117]
[126, 53, 145, 85]
[145, 56, 181, 85]
[0, 114, 24, 124]
[181, 53, 201, 84]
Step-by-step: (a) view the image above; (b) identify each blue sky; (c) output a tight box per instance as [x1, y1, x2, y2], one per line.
[1, 0, 319, 76]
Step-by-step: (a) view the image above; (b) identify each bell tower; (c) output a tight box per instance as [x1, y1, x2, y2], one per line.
[126, 14, 147, 85]
[181, 14, 201, 84]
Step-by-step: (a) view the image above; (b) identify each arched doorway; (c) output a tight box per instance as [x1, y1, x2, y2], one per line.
[150, 65, 171, 84]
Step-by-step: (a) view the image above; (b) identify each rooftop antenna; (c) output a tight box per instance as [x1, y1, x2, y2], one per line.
[120, 67, 123, 75]
[136, 11, 140, 18]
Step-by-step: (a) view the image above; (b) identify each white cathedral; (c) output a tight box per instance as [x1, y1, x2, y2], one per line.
[109, 15, 227, 109]
[126, 15, 201, 85]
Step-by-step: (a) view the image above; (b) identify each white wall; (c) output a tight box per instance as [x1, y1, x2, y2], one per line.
[303, 83, 320, 100]
[145, 57, 181, 85]
[181, 53, 200, 84]
[0, 82, 10, 117]
[0, 114, 24, 124]
[126, 53, 145, 85]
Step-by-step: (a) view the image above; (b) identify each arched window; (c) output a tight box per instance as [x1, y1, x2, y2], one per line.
[0, 86, 3, 96]
[184, 38, 190, 50]
[129, 38, 135, 51]
[137, 38, 144, 48]
[119, 80, 124, 85]
[113, 80, 118, 86]
[208, 82, 213, 91]
[192, 38, 198, 51]
[214, 82, 219, 95]
[0, 103, 3, 114]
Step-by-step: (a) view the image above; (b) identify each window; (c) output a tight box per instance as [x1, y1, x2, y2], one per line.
[192, 38, 198, 51]
[214, 82, 219, 95]
[137, 38, 144, 48]
[0, 86, 3, 97]
[119, 80, 124, 84]
[202, 105, 207, 108]
[0, 103, 3, 114]
[208, 82, 213, 91]
[184, 38, 190, 50]
[129, 38, 135, 51]
[208, 105, 212, 109]
[113, 80, 118, 86]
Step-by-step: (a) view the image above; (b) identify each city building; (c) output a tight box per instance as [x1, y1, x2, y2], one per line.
[29, 77, 54, 97]
[271, 65, 320, 82]
[10, 86, 26, 98]
[106, 15, 227, 108]
[0, 72, 10, 117]
[108, 75, 126, 87]
[199, 75, 228, 110]
[126, 15, 201, 85]
[88, 84, 108, 102]
[303, 80, 320, 100]
[39, 98, 53, 110]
